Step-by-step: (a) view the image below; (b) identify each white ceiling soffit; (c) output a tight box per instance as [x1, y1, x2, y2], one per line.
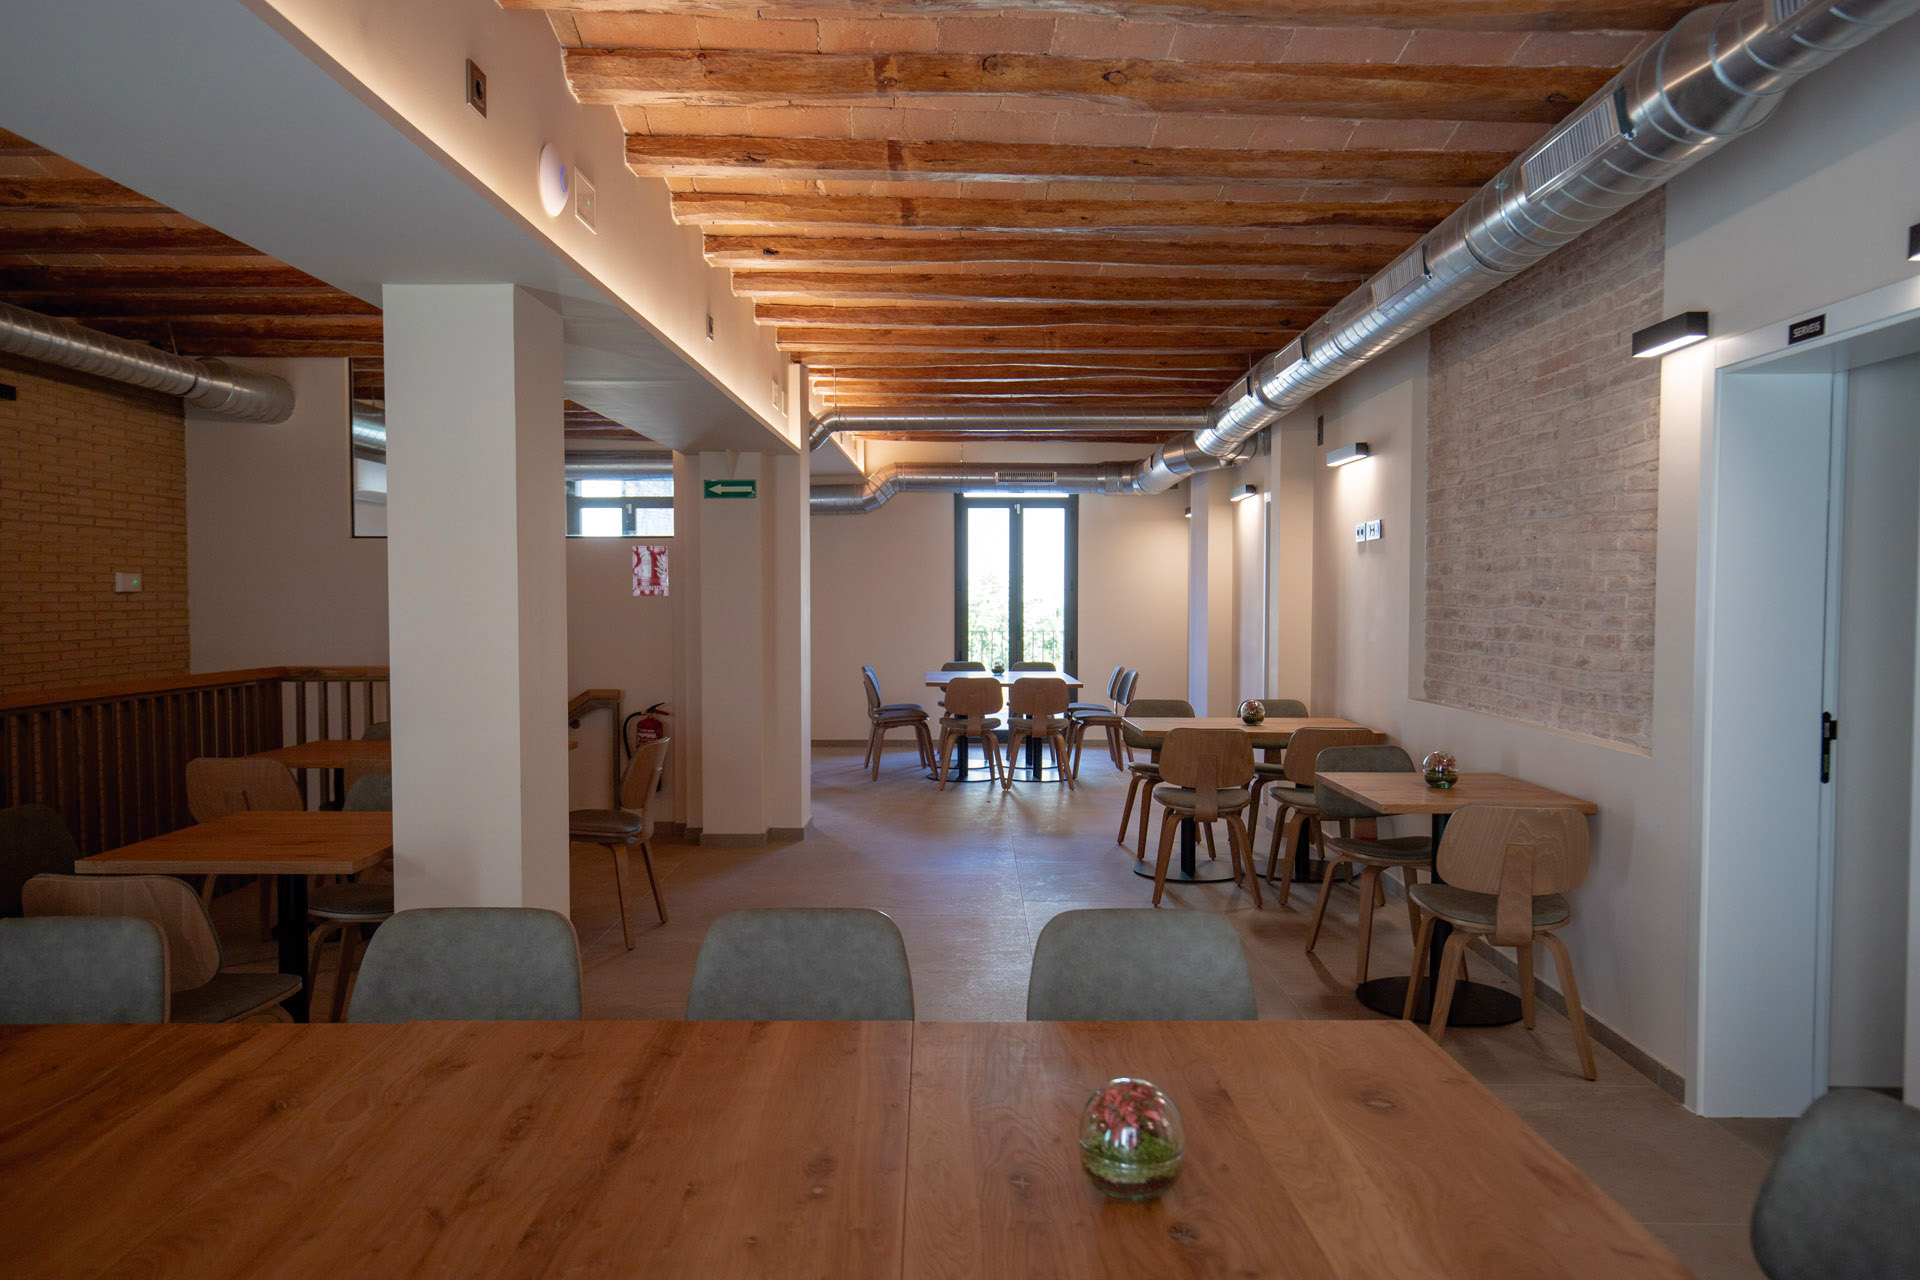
[0, 0, 778, 454]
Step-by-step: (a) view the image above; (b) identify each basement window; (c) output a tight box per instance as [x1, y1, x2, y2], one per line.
[567, 474, 674, 538]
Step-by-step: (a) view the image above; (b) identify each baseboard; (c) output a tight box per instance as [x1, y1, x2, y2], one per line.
[692, 823, 811, 848]
[813, 739, 866, 748]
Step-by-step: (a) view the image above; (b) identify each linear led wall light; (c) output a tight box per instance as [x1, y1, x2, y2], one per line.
[1183, 505, 1191, 518]
[1325, 442, 1370, 468]
[1631, 311, 1711, 358]
[1909, 222, 1920, 262]
[1229, 483, 1259, 503]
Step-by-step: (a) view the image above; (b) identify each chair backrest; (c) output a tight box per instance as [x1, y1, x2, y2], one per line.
[1009, 676, 1070, 719]
[860, 665, 884, 713]
[941, 660, 986, 671]
[1259, 698, 1309, 718]
[617, 736, 671, 812]
[1115, 669, 1140, 706]
[1434, 805, 1591, 944]
[0, 916, 169, 1023]
[1310, 742, 1414, 818]
[1750, 1089, 1920, 1280]
[1122, 697, 1194, 750]
[343, 770, 393, 812]
[184, 757, 303, 823]
[0, 804, 81, 918]
[942, 676, 1004, 729]
[1101, 665, 1125, 700]
[23, 873, 224, 992]
[1284, 727, 1386, 788]
[1157, 729, 1256, 819]
[685, 908, 914, 1020]
[362, 721, 392, 741]
[348, 908, 582, 1022]
[1027, 909, 1255, 1021]
[1009, 660, 1056, 671]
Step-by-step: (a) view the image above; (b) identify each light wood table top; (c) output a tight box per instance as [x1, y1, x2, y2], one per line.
[905, 1020, 1686, 1279]
[0, 1020, 912, 1279]
[252, 738, 390, 771]
[925, 670, 1084, 689]
[1123, 715, 1373, 748]
[0, 1020, 1685, 1279]
[75, 811, 394, 877]
[1317, 771, 1600, 816]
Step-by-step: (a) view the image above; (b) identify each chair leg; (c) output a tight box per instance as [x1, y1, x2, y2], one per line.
[1403, 912, 1439, 1021]
[937, 731, 955, 790]
[1201, 820, 1218, 861]
[306, 920, 340, 1007]
[329, 923, 360, 1023]
[1001, 730, 1021, 790]
[871, 727, 887, 781]
[611, 843, 637, 950]
[1117, 774, 1142, 845]
[1517, 941, 1536, 1029]
[1402, 867, 1421, 939]
[863, 723, 878, 768]
[1267, 807, 1302, 889]
[1427, 931, 1471, 1046]
[1051, 731, 1075, 790]
[1354, 865, 1381, 985]
[1070, 722, 1086, 779]
[1540, 933, 1597, 1080]
[915, 722, 934, 768]
[639, 839, 668, 924]
[1226, 813, 1262, 909]
[1151, 806, 1179, 906]
[1305, 855, 1346, 954]
[1135, 786, 1154, 861]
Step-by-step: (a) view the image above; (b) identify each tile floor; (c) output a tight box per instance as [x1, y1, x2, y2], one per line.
[288, 744, 1785, 1280]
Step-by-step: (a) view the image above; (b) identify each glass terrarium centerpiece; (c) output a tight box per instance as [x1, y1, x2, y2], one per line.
[1422, 750, 1458, 789]
[1238, 699, 1266, 725]
[1079, 1078, 1184, 1201]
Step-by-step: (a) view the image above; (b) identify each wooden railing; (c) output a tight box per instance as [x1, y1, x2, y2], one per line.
[568, 688, 625, 797]
[0, 666, 390, 854]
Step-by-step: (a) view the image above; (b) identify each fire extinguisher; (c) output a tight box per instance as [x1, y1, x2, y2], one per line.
[623, 702, 669, 759]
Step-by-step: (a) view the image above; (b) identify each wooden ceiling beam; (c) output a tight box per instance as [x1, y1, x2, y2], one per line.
[681, 194, 1450, 233]
[710, 234, 1399, 272]
[0, 226, 258, 255]
[815, 379, 1228, 396]
[811, 368, 1236, 385]
[0, 178, 165, 211]
[781, 326, 1294, 353]
[734, 271, 1351, 306]
[839, 429, 1184, 443]
[0, 264, 333, 291]
[568, 49, 1610, 123]
[801, 351, 1251, 371]
[506, 1, 1694, 33]
[760, 302, 1320, 329]
[629, 136, 1511, 188]
[8, 293, 380, 318]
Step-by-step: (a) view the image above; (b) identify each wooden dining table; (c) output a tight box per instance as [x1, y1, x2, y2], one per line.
[0, 1018, 1687, 1279]
[75, 810, 394, 1021]
[924, 670, 1085, 782]
[1121, 716, 1374, 883]
[253, 737, 389, 807]
[1317, 772, 1599, 1027]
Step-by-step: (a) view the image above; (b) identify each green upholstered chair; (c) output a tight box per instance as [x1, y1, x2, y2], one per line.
[0, 804, 81, 918]
[0, 915, 169, 1024]
[569, 737, 671, 949]
[348, 908, 583, 1022]
[1027, 909, 1254, 1021]
[685, 908, 913, 1021]
[1751, 1089, 1920, 1280]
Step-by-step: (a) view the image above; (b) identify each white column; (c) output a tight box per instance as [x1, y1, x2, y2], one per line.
[1187, 470, 1235, 714]
[764, 450, 811, 835]
[384, 285, 569, 913]
[696, 451, 770, 841]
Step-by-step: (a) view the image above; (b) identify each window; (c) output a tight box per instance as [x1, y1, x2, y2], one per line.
[954, 495, 1077, 670]
[567, 474, 674, 538]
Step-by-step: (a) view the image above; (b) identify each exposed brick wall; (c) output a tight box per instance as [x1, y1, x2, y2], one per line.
[1423, 190, 1663, 750]
[1, 354, 190, 694]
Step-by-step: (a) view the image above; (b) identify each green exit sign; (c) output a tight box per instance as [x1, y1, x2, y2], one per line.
[702, 479, 757, 499]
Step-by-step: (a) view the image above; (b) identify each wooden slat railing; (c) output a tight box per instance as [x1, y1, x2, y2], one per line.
[0, 666, 390, 854]
[568, 688, 624, 798]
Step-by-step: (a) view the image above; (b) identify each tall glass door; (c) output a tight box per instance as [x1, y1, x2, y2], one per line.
[955, 496, 1077, 671]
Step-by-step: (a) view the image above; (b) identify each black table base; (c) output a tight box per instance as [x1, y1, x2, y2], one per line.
[275, 874, 310, 1022]
[1129, 816, 1239, 885]
[1356, 975, 1522, 1026]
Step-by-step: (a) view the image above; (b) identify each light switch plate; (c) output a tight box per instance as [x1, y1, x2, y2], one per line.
[1355, 523, 1368, 544]
[465, 59, 487, 117]
[574, 170, 596, 231]
[1366, 519, 1383, 541]
[113, 572, 141, 593]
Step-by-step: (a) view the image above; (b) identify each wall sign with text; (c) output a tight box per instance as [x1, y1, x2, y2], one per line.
[632, 544, 669, 597]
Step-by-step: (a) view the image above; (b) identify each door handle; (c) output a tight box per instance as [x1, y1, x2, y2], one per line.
[1820, 712, 1839, 784]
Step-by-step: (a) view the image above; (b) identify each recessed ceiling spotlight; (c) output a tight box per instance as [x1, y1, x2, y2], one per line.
[1325, 442, 1370, 468]
[1909, 222, 1920, 262]
[537, 143, 569, 218]
[1631, 311, 1711, 358]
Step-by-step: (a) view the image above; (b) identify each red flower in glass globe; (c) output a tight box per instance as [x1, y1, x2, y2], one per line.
[1422, 751, 1458, 789]
[1080, 1078, 1185, 1200]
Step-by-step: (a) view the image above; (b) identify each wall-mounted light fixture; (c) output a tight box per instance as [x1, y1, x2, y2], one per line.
[1631, 311, 1711, 358]
[1229, 483, 1259, 503]
[1325, 442, 1370, 468]
[1909, 222, 1920, 262]
[1183, 506, 1191, 519]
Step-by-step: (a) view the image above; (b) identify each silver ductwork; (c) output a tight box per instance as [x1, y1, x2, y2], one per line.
[563, 449, 674, 479]
[808, 0, 1917, 510]
[806, 407, 1205, 453]
[809, 460, 1151, 514]
[0, 300, 294, 423]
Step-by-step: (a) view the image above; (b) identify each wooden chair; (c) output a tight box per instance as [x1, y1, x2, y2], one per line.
[1256, 726, 1383, 902]
[1402, 804, 1597, 1080]
[1116, 697, 1193, 859]
[935, 677, 1006, 790]
[1008, 660, 1056, 671]
[23, 873, 301, 1022]
[939, 660, 986, 671]
[1302, 745, 1433, 984]
[184, 755, 303, 935]
[305, 770, 394, 1021]
[1147, 728, 1262, 908]
[861, 665, 933, 780]
[1244, 698, 1309, 817]
[0, 804, 82, 918]
[1003, 677, 1075, 791]
[1069, 668, 1137, 778]
[568, 737, 671, 949]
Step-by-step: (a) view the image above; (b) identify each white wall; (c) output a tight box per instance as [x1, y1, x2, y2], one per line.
[809, 441, 1190, 742]
[565, 535, 681, 821]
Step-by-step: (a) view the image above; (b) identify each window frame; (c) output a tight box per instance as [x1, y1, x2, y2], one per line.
[952, 494, 1079, 672]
